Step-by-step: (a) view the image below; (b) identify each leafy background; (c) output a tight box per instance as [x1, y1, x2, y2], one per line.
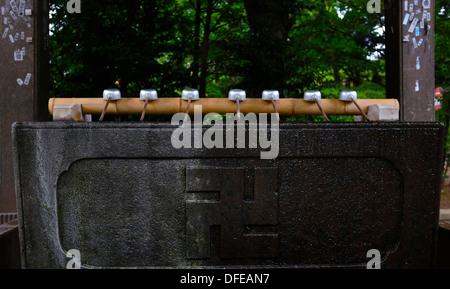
[48, 0, 448, 122]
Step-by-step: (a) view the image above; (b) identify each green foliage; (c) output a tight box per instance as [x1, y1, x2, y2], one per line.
[433, 2, 450, 168]
[435, 0, 450, 89]
[49, 0, 192, 99]
[354, 82, 386, 99]
[49, 0, 389, 104]
[50, 0, 450, 126]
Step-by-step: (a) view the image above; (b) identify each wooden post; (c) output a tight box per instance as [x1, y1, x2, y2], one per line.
[0, 0, 49, 213]
[385, 0, 435, 121]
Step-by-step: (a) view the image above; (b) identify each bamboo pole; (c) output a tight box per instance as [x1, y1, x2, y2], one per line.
[49, 98, 399, 116]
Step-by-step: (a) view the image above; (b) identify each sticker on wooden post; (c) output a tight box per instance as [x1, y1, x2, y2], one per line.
[418, 38, 423, 47]
[403, 14, 410, 25]
[9, 10, 17, 21]
[9, 0, 18, 13]
[18, 0, 25, 17]
[2, 27, 8, 39]
[408, 18, 419, 33]
[14, 49, 23, 61]
[24, 73, 31, 85]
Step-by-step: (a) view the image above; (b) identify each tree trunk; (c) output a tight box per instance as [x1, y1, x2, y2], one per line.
[243, 0, 294, 96]
[191, 0, 201, 89]
[199, 0, 213, 98]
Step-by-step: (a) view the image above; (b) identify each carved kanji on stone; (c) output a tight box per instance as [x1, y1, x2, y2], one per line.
[186, 167, 279, 259]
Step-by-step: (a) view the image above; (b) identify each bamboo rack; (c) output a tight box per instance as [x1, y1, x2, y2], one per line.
[49, 98, 399, 116]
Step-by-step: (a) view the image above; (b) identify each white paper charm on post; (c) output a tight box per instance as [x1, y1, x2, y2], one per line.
[14, 49, 23, 61]
[418, 38, 423, 47]
[18, 0, 25, 17]
[2, 27, 9, 39]
[9, 0, 18, 12]
[24, 73, 31, 85]
[408, 18, 419, 33]
[403, 14, 410, 25]
[9, 10, 17, 21]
